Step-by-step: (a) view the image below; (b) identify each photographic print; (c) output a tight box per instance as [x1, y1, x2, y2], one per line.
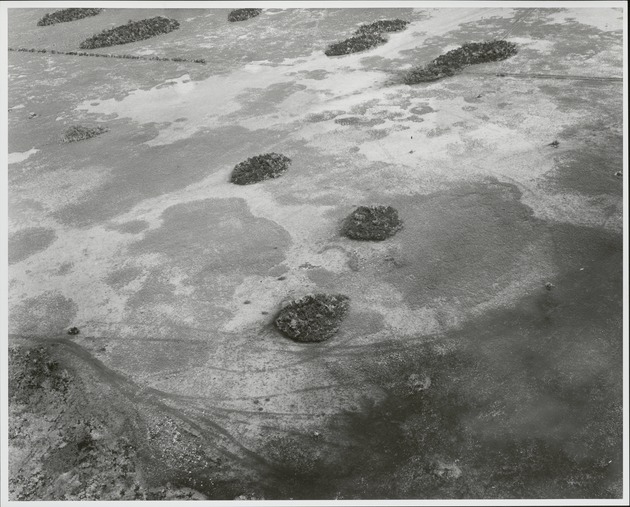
[2, 2, 627, 504]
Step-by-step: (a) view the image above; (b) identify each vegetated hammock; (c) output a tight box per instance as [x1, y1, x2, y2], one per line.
[79, 17, 180, 49]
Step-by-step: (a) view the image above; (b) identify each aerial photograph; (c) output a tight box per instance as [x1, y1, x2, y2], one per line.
[2, 2, 627, 504]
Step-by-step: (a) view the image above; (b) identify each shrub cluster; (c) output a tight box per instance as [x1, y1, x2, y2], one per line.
[341, 205, 403, 241]
[230, 153, 291, 185]
[79, 17, 180, 49]
[325, 34, 387, 57]
[61, 125, 109, 143]
[404, 40, 518, 84]
[275, 294, 350, 343]
[325, 18, 409, 57]
[227, 9, 263, 22]
[355, 19, 409, 36]
[8, 47, 206, 64]
[37, 8, 103, 26]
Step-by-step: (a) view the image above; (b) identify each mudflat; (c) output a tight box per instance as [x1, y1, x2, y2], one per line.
[6, 6, 624, 501]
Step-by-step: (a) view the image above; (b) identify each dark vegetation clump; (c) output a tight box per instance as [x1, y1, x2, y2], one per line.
[275, 294, 350, 343]
[37, 8, 103, 26]
[67, 326, 80, 335]
[325, 18, 409, 57]
[355, 19, 409, 36]
[228, 9, 263, 22]
[61, 125, 108, 143]
[403, 40, 518, 84]
[325, 34, 387, 57]
[79, 17, 180, 49]
[341, 205, 403, 241]
[230, 153, 291, 185]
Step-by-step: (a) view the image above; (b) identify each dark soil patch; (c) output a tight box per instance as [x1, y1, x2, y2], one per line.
[230, 153, 291, 185]
[228, 9, 263, 22]
[79, 17, 180, 49]
[275, 294, 350, 343]
[37, 8, 103, 26]
[341, 205, 403, 241]
[61, 125, 109, 143]
[404, 40, 518, 84]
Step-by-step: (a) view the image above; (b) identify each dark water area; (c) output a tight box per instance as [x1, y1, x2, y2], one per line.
[256, 221, 622, 499]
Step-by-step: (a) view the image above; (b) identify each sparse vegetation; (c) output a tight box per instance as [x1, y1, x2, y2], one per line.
[275, 294, 350, 343]
[228, 9, 263, 22]
[61, 126, 108, 143]
[79, 17, 180, 49]
[37, 8, 103, 26]
[341, 205, 403, 241]
[9, 346, 70, 404]
[404, 40, 518, 84]
[230, 153, 291, 185]
[8, 47, 205, 64]
[325, 18, 409, 57]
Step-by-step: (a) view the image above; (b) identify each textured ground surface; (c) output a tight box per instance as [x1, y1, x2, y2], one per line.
[6, 7, 625, 500]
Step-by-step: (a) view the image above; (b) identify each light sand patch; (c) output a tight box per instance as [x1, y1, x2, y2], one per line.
[135, 48, 157, 56]
[8, 148, 38, 164]
[544, 8, 623, 32]
[508, 37, 556, 54]
[10, 164, 113, 211]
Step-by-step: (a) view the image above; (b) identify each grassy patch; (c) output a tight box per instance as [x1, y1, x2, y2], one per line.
[275, 294, 350, 343]
[79, 17, 180, 50]
[228, 9, 263, 22]
[341, 205, 403, 241]
[325, 18, 409, 57]
[37, 8, 103, 26]
[61, 125, 109, 143]
[404, 40, 518, 84]
[230, 153, 291, 185]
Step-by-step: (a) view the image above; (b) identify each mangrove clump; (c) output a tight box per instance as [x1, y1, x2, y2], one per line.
[230, 153, 291, 185]
[37, 8, 103, 26]
[341, 205, 403, 241]
[79, 17, 180, 49]
[228, 9, 263, 22]
[61, 125, 109, 143]
[404, 40, 518, 84]
[275, 294, 350, 343]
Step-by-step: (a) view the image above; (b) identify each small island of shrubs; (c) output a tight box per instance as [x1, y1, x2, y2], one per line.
[61, 125, 109, 143]
[325, 19, 409, 57]
[275, 294, 350, 343]
[230, 153, 291, 185]
[37, 8, 103, 26]
[79, 17, 180, 50]
[228, 9, 263, 22]
[341, 205, 403, 241]
[404, 40, 518, 84]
